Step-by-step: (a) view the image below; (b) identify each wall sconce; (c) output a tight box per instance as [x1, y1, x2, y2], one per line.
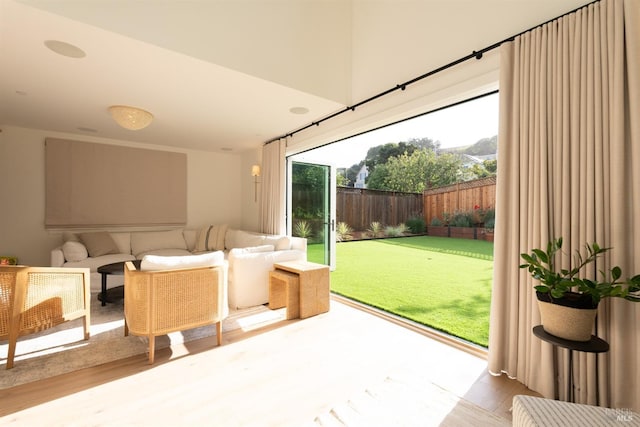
[251, 164, 261, 202]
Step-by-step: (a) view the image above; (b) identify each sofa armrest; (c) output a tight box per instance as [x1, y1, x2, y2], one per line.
[51, 246, 65, 267]
[290, 237, 307, 253]
[227, 248, 306, 309]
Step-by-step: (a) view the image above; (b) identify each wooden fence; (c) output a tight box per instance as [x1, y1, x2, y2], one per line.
[423, 176, 496, 225]
[336, 187, 423, 231]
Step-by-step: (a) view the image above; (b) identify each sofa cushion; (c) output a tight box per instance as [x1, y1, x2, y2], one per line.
[225, 229, 265, 250]
[63, 253, 136, 272]
[62, 241, 88, 262]
[263, 235, 291, 251]
[140, 251, 224, 271]
[195, 224, 228, 252]
[130, 229, 187, 257]
[136, 248, 193, 259]
[229, 244, 274, 255]
[79, 232, 120, 257]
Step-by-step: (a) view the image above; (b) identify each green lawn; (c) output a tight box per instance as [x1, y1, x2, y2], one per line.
[317, 236, 494, 347]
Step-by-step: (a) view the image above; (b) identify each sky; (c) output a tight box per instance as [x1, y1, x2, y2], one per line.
[292, 92, 499, 169]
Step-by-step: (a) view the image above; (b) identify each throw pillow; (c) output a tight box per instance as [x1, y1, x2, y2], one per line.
[140, 251, 224, 271]
[79, 232, 120, 257]
[195, 224, 228, 252]
[62, 241, 88, 262]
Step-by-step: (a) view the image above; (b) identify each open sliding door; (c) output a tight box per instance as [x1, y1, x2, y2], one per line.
[287, 159, 336, 270]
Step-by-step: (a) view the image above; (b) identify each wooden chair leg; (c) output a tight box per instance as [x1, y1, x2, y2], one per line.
[6, 337, 17, 370]
[7, 316, 21, 369]
[216, 321, 222, 346]
[148, 335, 155, 364]
[82, 316, 90, 340]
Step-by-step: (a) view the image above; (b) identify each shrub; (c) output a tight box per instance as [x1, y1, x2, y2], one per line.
[484, 217, 495, 232]
[406, 216, 426, 234]
[449, 210, 474, 227]
[293, 220, 313, 238]
[430, 217, 444, 226]
[483, 208, 495, 224]
[367, 221, 385, 238]
[385, 226, 401, 237]
[396, 223, 409, 235]
[336, 222, 353, 242]
[385, 224, 408, 237]
[442, 212, 451, 225]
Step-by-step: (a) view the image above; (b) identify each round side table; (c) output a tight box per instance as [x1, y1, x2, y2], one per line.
[533, 325, 609, 402]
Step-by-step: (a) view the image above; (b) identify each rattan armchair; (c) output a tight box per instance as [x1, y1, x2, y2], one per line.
[124, 260, 227, 364]
[0, 266, 91, 369]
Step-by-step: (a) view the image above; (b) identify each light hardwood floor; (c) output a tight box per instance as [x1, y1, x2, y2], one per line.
[1, 296, 539, 426]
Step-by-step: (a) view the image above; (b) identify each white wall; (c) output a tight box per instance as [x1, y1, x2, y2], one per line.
[286, 50, 501, 156]
[239, 147, 263, 233]
[0, 126, 256, 266]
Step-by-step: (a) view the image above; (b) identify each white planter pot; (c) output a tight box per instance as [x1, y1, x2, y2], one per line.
[537, 300, 597, 342]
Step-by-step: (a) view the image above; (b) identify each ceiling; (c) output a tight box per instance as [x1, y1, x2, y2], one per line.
[0, 0, 592, 154]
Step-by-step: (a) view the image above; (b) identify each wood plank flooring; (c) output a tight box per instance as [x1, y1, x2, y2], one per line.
[0, 296, 539, 426]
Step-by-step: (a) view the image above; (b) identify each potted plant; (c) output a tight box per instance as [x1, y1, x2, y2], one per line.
[520, 237, 640, 341]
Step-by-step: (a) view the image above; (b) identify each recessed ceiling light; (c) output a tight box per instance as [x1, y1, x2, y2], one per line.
[289, 107, 309, 115]
[44, 40, 86, 58]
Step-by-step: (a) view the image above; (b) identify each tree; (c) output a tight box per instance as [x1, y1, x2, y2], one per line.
[336, 170, 349, 187]
[369, 149, 463, 192]
[425, 152, 463, 188]
[292, 163, 325, 187]
[484, 159, 497, 174]
[365, 163, 389, 190]
[344, 161, 364, 187]
[384, 150, 431, 192]
[406, 137, 440, 152]
[364, 142, 417, 174]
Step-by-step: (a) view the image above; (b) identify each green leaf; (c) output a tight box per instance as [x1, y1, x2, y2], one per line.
[532, 249, 548, 264]
[520, 253, 536, 264]
[611, 266, 622, 281]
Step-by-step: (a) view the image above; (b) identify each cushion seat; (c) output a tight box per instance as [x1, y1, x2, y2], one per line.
[63, 253, 136, 272]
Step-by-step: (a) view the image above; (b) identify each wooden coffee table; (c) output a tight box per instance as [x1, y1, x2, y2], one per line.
[97, 260, 141, 306]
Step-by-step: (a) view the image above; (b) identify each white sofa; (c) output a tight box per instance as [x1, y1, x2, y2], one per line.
[50, 226, 307, 309]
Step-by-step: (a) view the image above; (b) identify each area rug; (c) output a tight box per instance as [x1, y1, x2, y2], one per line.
[310, 374, 510, 427]
[0, 293, 285, 389]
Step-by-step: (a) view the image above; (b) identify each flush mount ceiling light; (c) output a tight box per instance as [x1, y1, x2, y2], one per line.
[108, 105, 154, 130]
[44, 40, 86, 58]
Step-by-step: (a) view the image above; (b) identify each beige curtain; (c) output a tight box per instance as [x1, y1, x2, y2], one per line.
[489, 0, 640, 410]
[259, 139, 287, 235]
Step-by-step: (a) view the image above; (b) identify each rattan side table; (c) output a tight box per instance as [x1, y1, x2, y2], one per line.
[269, 261, 330, 319]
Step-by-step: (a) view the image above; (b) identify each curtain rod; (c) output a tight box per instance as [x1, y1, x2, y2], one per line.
[265, 0, 599, 146]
